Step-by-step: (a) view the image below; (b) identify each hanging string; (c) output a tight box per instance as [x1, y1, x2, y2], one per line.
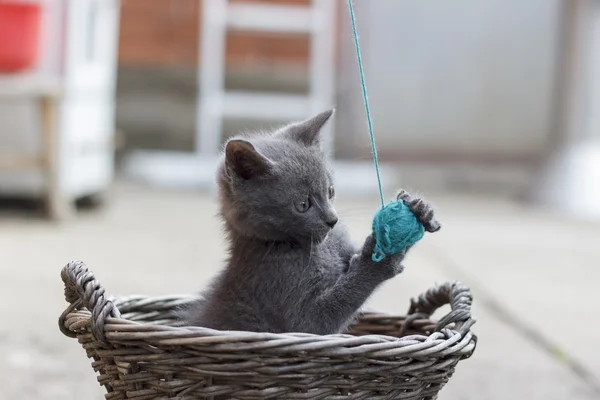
[346, 1, 428, 262]
[346, 0, 384, 209]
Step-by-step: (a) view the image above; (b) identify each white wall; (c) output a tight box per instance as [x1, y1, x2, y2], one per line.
[336, 0, 563, 161]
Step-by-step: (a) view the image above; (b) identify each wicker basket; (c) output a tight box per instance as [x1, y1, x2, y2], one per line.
[59, 261, 477, 400]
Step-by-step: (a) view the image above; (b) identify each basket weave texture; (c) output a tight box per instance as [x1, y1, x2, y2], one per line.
[59, 261, 477, 400]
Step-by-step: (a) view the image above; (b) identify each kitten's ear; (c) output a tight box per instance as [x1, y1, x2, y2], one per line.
[285, 109, 334, 147]
[225, 139, 272, 180]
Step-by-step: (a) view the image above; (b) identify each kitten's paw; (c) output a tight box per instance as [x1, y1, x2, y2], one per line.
[358, 234, 405, 275]
[396, 189, 441, 232]
[359, 234, 378, 259]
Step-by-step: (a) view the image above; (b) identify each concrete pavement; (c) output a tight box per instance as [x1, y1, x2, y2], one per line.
[0, 182, 598, 399]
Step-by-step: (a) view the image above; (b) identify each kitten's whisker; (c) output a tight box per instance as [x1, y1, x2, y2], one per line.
[337, 212, 372, 220]
[307, 233, 314, 269]
[337, 217, 368, 222]
[337, 208, 376, 214]
[338, 210, 371, 216]
[336, 207, 374, 214]
[261, 240, 276, 265]
[311, 195, 325, 214]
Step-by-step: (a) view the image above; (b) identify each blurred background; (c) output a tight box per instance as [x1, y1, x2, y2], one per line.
[1, 0, 600, 399]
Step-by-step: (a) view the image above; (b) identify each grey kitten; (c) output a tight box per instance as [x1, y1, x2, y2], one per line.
[182, 109, 440, 334]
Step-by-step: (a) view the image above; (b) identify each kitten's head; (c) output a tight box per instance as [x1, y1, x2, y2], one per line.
[218, 109, 338, 245]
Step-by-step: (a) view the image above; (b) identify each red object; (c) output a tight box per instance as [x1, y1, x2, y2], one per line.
[0, 2, 42, 73]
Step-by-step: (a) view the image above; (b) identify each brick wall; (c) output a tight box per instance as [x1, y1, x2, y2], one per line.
[116, 0, 341, 152]
[118, 0, 336, 69]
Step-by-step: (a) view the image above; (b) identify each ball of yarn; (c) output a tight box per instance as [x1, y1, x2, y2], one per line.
[371, 199, 425, 262]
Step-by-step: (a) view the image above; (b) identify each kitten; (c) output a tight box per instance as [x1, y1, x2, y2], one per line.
[182, 109, 440, 334]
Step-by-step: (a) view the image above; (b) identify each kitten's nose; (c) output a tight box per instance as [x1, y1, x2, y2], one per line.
[326, 216, 338, 228]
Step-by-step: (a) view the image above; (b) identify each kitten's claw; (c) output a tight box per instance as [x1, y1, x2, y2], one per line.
[396, 189, 408, 200]
[396, 189, 441, 233]
[413, 199, 425, 214]
[425, 218, 441, 233]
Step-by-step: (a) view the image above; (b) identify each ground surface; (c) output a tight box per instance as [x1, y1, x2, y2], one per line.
[1, 182, 598, 399]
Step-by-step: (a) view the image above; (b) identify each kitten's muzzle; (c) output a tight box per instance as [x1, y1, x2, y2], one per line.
[325, 216, 338, 228]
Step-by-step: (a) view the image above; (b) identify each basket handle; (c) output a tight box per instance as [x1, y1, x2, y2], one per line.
[58, 260, 121, 343]
[404, 281, 475, 336]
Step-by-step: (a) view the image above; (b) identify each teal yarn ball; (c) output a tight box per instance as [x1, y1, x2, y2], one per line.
[371, 199, 425, 262]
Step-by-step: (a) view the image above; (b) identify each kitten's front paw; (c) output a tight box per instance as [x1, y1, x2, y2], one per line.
[396, 189, 441, 232]
[358, 235, 405, 275]
[359, 234, 377, 259]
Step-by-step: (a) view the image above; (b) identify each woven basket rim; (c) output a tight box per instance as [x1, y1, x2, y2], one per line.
[59, 260, 476, 348]
[63, 305, 443, 340]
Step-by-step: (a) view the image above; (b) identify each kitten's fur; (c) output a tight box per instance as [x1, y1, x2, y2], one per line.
[182, 109, 440, 334]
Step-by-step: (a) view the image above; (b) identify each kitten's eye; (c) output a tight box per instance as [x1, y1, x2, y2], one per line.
[294, 197, 311, 213]
[328, 185, 335, 199]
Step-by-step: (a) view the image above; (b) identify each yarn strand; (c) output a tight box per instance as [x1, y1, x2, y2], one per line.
[346, 1, 427, 262]
[346, 0, 384, 209]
